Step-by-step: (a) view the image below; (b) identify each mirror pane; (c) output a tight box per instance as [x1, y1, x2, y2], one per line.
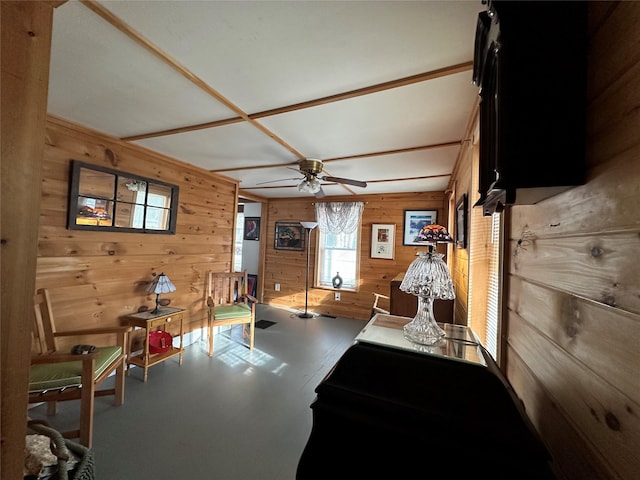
[145, 206, 170, 230]
[78, 167, 114, 199]
[148, 183, 172, 209]
[75, 197, 113, 227]
[117, 177, 147, 204]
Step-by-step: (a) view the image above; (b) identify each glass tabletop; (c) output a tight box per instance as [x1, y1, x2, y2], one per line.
[355, 313, 486, 367]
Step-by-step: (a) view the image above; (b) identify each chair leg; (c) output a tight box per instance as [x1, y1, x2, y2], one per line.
[208, 318, 214, 357]
[46, 401, 58, 416]
[79, 358, 96, 447]
[114, 358, 126, 406]
[248, 322, 255, 350]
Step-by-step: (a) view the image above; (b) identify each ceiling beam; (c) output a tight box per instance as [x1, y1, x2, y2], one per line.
[212, 141, 462, 173]
[80, 0, 306, 158]
[242, 173, 451, 192]
[121, 63, 472, 142]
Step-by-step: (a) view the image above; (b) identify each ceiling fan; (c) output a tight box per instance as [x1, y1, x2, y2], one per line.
[260, 159, 368, 198]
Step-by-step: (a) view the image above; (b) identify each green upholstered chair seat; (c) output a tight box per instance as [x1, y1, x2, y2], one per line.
[213, 304, 252, 320]
[29, 345, 122, 392]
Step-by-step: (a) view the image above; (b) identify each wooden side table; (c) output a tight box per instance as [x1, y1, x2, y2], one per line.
[125, 307, 184, 382]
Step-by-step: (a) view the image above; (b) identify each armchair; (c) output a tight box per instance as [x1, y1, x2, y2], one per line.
[29, 288, 131, 447]
[206, 270, 256, 356]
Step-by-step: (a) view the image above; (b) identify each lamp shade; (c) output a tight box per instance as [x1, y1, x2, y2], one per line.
[414, 224, 454, 244]
[400, 251, 455, 300]
[300, 221, 318, 230]
[146, 272, 176, 295]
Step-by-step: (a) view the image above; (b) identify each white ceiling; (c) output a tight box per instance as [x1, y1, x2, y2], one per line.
[48, 0, 483, 199]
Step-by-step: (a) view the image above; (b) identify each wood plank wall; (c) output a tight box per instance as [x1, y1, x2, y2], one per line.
[37, 116, 239, 350]
[446, 3, 640, 479]
[263, 193, 448, 320]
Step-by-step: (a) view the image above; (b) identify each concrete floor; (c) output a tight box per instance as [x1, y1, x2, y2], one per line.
[28, 304, 368, 480]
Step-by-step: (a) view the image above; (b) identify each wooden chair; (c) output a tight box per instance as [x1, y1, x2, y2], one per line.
[29, 288, 131, 447]
[371, 292, 390, 318]
[206, 270, 256, 356]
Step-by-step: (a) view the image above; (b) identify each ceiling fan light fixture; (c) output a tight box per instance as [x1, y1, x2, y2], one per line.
[298, 177, 321, 193]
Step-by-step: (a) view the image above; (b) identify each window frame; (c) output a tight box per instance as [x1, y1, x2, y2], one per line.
[314, 224, 362, 292]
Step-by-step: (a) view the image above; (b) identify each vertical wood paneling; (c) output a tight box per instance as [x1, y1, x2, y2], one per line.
[37, 117, 238, 346]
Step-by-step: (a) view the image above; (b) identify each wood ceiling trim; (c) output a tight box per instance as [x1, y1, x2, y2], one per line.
[250, 62, 473, 120]
[242, 171, 450, 192]
[122, 62, 473, 142]
[80, 0, 305, 158]
[122, 116, 244, 141]
[212, 141, 461, 173]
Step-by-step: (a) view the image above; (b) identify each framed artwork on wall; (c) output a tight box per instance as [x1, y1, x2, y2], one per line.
[371, 224, 395, 259]
[274, 222, 305, 251]
[456, 194, 468, 249]
[402, 210, 438, 246]
[243, 217, 260, 240]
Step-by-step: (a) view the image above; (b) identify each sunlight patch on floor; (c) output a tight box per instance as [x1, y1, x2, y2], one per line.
[214, 334, 289, 375]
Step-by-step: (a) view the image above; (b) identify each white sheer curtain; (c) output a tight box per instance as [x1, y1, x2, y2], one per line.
[315, 202, 364, 233]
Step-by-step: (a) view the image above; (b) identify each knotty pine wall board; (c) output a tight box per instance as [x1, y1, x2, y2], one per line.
[37, 117, 238, 342]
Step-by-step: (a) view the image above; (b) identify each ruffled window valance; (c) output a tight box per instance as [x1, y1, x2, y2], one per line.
[314, 202, 364, 234]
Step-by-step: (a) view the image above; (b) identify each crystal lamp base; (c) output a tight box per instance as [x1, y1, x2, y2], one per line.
[403, 295, 446, 345]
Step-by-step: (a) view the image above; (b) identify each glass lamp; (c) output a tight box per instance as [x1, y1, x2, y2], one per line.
[146, 272, 176, 314]
[399, 224, 456, 345]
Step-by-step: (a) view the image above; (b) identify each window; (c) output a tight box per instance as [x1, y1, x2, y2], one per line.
[314, 201, 364, 291]
[468, 143, 502, 362]
[316, 228, 360, 290]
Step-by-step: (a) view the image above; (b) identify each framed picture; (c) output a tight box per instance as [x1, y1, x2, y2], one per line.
[371, 224, 395, 259]
[247, 274, 258, 297]
[243, 217, 260, 240]
[274, 221, 305, 251]
[403, 210, 438, 246]
[456, 194, 468, 249]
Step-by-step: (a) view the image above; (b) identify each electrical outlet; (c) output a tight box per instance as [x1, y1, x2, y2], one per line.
[335, 292, 341, 301]
[275, 283, 281, 291]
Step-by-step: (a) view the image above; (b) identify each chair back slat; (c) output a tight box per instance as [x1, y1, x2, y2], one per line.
[32, 289, 58, 354]
[207, 270, 248, 306]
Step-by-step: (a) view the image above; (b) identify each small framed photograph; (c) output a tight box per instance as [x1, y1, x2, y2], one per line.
[371, 224, 395, 259]
[243, 217, 260, 240]
[274, 221, 305, 251]
[403, 210, 438, 246]
[456, 194, 468, 249]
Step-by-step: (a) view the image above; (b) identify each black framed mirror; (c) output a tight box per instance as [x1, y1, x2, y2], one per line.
[67, 160, 179, 234]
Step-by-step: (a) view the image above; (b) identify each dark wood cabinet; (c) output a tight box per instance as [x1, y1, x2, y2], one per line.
[297, 315, 555, 479]
[390, 272, 454, 323]
[473, 1, 588, 215]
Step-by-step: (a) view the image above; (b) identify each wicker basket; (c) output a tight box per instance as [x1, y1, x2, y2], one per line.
[26, 420, 96, 480]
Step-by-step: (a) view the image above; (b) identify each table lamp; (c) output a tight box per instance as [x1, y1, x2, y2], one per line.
[399, 224, 456, 345]
[146, 272, 176, 313]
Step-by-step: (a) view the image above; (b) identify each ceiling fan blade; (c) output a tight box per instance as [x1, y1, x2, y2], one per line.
[322, 176, 367, 188]
[255, 177, 301, 185]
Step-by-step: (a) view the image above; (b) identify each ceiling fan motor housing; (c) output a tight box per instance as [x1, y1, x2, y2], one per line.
[299, 159, 324, 176]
